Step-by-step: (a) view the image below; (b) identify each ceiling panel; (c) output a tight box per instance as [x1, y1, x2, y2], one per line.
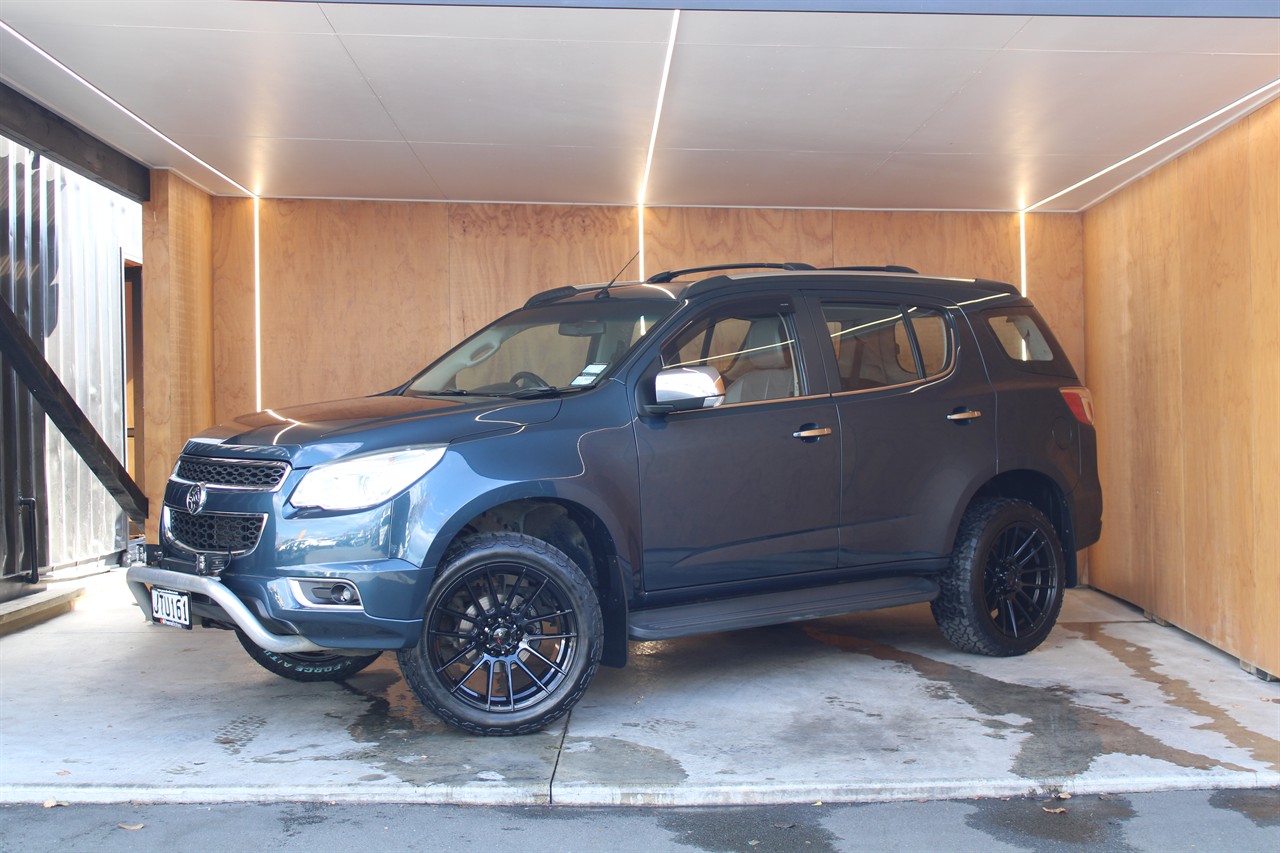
[341, 33, 667, 146]
[0, 1, 1275, 211]
[412, 142, 647, 204]
[900, 49, 1280, 157]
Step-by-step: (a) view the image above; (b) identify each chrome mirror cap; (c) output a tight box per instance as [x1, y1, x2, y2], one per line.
[655, 365, 725, 410]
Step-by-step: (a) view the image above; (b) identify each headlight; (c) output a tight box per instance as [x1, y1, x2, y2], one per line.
[289, 446, 446, 511]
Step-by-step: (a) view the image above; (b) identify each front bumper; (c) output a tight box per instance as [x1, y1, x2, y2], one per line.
[127, 565, 332, 653]
[126, 556, 426, 653]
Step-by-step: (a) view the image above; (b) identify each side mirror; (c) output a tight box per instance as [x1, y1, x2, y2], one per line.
[643, 366, 725, 416]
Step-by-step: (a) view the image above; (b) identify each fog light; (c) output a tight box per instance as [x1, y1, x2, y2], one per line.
[330, 583, 357, 604]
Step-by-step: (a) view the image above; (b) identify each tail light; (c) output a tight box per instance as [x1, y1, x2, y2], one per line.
[1059, 386, 1095, 425]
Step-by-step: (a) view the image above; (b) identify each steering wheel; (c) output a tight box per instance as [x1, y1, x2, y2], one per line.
[509, 371, 550, 389]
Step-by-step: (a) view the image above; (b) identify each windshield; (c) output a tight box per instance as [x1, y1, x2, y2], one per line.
[404, 298, 677, 397]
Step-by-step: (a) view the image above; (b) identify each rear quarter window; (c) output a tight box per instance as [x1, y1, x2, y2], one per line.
[980, 308, 1076, 378]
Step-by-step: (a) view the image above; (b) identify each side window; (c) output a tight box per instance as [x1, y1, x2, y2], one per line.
[820, 302, 951, 392]
[662, 307, 801, 404]
[986, 311, 1054, 362]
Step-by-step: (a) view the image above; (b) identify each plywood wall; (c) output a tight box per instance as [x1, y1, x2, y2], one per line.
[1084, 99, 1279, 676]
[140, 171, 214, 539]
[209, 203, 1083, 424]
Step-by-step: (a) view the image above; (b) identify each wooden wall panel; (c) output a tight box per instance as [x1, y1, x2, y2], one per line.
[1178, 120, 1255, 658]
[643, 207, 834, 275]
[258, 200, 450, 410]
[211, 197, 255, 422]
[448, 204, 637, 341]
[833, 211, 1019, 283]
[1248, 102, 1279, 674]
[1249, 99, 1280, 676]
[1085, 99, 1278, 675]
[1024, 213, 1085, 377]
[140, 171, 213, 538]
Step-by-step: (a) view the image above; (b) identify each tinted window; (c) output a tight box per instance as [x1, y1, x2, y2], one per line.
[820, 302, 951, 392]
[663, 308, 801, 404]
[986, 311, 1054, 362]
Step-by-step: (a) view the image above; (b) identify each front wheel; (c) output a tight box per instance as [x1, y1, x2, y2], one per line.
[397, 532, 603, 736]
[235, 630, 382, 682]
[931, 498, 1066, 657]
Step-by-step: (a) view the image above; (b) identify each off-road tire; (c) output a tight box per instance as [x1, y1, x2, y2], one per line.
[397, 532, 603, 736]
[932, 498, 1066, 657]
[235, 630, 382, 682]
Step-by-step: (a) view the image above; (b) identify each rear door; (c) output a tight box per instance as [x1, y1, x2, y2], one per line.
[810, 294, 997, 569]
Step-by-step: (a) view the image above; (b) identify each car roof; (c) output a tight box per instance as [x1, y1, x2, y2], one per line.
[525, 265, 1022, 309]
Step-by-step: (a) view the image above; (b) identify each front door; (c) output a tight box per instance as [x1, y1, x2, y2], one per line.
[635, 296, 839, 591]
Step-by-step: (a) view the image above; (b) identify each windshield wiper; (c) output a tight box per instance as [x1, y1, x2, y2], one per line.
[503, 385, 588, 399]
[408, 388, 474, 397]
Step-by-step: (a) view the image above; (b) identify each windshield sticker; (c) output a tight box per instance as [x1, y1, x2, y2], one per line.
[570, 374, 596, 386]
[582, 363, 608, 375]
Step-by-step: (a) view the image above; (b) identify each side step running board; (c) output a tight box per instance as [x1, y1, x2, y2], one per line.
[627, 576, 938, 641]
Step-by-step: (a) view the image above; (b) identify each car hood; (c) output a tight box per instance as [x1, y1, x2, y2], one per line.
[181, 394, 562, 467]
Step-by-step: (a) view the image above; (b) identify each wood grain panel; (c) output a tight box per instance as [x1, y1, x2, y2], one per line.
[448, 204, 637, 341]
[643, 207, 833, 277]
[1177, 119, 1254, 659]
[1248, 102, 1279, 674]
[1024, 213, 1085, 377]
[833, 211, 1019, 283]
[211, 197, 255, 422]
[258, 200, 450, 410]
[1083, 195, 1138, 604]
[1084, 99, 1277, 675]
[140, 171, 213, 538]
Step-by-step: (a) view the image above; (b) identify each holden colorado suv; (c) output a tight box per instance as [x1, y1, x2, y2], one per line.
[127, 262, 1101, 736]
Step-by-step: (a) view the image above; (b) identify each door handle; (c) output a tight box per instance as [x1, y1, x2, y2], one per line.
[792, 426, 833, 440]
[946, 409, 983, 422]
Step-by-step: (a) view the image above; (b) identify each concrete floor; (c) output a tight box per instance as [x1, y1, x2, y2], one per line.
[0, 570, 1276, 806]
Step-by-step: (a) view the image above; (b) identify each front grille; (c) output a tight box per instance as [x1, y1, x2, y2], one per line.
[175, 456, 290, 490]
[165, 508, 266, 555]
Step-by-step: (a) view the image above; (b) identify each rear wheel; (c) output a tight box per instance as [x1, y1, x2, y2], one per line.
[235, 630, 381, 682]
[932, 498, 1066, 656]
[398, 532, 602, 736]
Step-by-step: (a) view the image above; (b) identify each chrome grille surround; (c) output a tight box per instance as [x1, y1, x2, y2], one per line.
[173, 456, 291, 491]
[163, 506, 267, 556]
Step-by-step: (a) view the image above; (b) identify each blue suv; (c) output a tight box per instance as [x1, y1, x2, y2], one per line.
[128, 263, 1102, 735]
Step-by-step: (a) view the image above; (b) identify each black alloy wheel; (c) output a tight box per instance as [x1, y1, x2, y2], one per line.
[932, 498, 1066, 657]
[398, 532, 602, 735]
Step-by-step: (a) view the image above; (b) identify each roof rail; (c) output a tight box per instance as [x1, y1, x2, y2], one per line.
[824, 265, 920, 274]
[644, 262, 815, 284]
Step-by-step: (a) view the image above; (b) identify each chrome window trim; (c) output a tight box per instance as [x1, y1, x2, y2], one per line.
[828, 360, 958, 399]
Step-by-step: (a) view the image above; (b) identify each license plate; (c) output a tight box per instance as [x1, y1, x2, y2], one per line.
[151, 587, 192, 629]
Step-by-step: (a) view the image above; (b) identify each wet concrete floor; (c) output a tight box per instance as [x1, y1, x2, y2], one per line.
[0, 570, 1276, 806]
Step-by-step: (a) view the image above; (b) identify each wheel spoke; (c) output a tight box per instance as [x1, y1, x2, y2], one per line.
[518, 578, 550, 617]
[529, 608, 575, 623]
[1005, 600, 1019, 637]
[513, 658, 552, 696]
[485, 660, 496, 710]
[505, 661, 516, 708]
[1010, 528, 1039, 562]
[1015, 539, 1048, 569]
[1010, 594, 1035, 626]
[448, 658, 486, 695]
[527, 632, 576, 641]
[504, 568, 528, 609]
[439, 605, 477, 624]
[435, 641, 480, 673]
[430, 629, 475, 641]
[524, 644, 569, 677]
[483, 569, 501, 613]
